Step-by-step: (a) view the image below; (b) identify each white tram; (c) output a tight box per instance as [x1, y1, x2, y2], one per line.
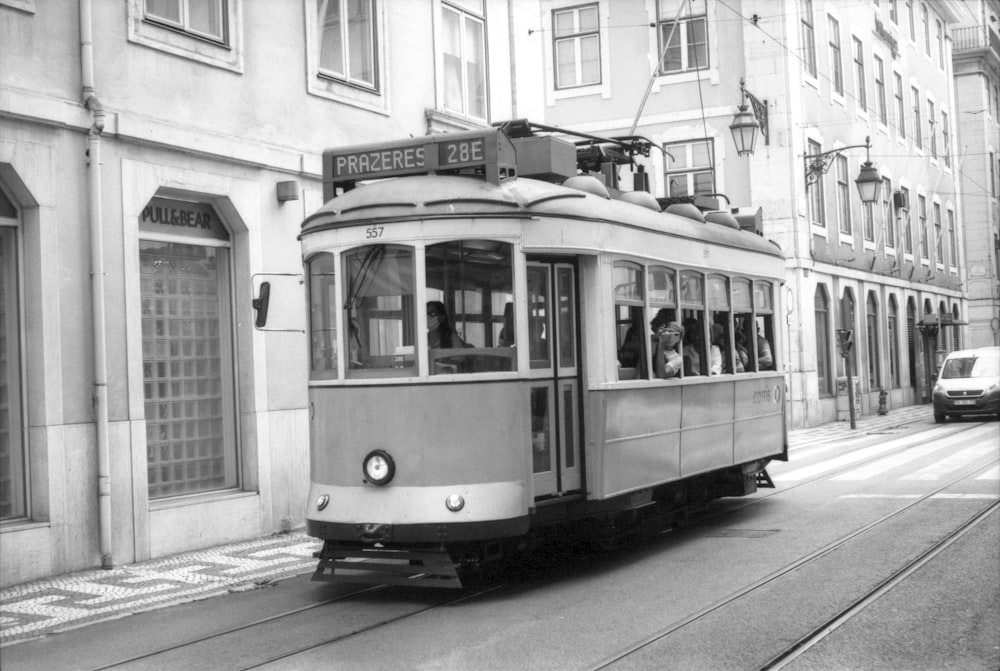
[295, 123, 787, 587]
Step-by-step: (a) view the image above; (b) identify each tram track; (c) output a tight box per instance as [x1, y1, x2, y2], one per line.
[583, 452, 999, 670]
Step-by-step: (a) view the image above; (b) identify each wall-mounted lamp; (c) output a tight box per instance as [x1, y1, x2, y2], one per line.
[729, 78, 768, 156]
[803, 136, 882, 204]
[276, 181, 299, 203]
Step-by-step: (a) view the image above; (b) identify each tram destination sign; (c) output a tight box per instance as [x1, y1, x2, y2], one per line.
[323, 128, 516, 200]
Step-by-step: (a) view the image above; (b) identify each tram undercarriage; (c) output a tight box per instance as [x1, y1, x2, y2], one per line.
[311, 461, 774, 589]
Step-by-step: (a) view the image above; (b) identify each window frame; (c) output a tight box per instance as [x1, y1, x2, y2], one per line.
[808, 140, 826, 228]
[828, 15, 843, 96]
[657, 14, 709, 75]
[873, 55, 887, 125]
[128, 0, 242, 72]
[894, 72, 906, 139]
[0, 195, 26, 521]
[815, 284, 832, 397]
[317, 0, 379, 92]
[800, 0, 817, 78]
[852, 36, 867, 113]
[143, 0, 228, 44]
[552, 3, 601, 90]
[836, 154, 852, 237]
[664, 138, 715, 198]
[441, 0, 488, 122]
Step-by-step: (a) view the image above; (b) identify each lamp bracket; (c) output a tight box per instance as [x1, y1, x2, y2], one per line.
[803, 137, 871, 190]
[740, 78, 768, 145]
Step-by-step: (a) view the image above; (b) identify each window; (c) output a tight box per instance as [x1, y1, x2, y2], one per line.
[836, 154, 852, 235]
[828, 16, 843, 95]
[917, 194, 928, 259]
[140, 203, 239, 499]
[888, 296, 900, 388]
[866, 293, 880, 388]
[906, 0, 915, 41]
[752, 282, 776, 372]
[942, 110, 950, 167]
[614, 262, 646, 380]
[815, 285, 831, 396]
[933, 202, 942, 263]
[888, 0, 897, 23]
[928, 99, 936, 158]
[0, 188, 25, 520]
[874, 56, 887, 124]
[948, 209, 957, 267]
[553, 4, 600, 89]
[707, 275, 735, 375]
[309, 252, 338, 379]
[912, 88, 922, 148]
[808, 140, 825, 226]
[853, 37, 867, 112]
[658, 13, 708, 74]
[935, 19, 943, 67]
[882, 177, 895, 248]
[894, 72, 906, 138]
[665, 139, 714, 197]
[921, 3, 929, 55]
[341, 244, 416, 377]
[649, 266, 680, 378]
[442, 0, 486, 120]
[318, 0, 377, 90]
[992, 152, 997, 198]
[426, 240, 515, 374]
[901, 186, 913, 254]
[144, 0, 226, 43]
[680, 270, 707, 376]
[800, 0, 817, 77]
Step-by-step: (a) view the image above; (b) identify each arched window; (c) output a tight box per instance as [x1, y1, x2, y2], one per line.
[0, 183, 25, 519]
[814, 284, 831, 396]
[888, 296, 900, 388]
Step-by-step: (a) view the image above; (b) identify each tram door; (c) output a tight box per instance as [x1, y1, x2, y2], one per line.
[526, 259, 581, 499]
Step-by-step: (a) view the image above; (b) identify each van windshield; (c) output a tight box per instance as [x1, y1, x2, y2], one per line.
[940, 354, 1000, 379]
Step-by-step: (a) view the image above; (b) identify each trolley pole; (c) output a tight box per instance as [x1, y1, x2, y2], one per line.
[836, 329, 856, 430]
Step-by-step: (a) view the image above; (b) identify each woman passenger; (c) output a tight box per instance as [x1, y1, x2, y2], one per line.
[427, 301, 466, 348]
[651, 312, 683, 379]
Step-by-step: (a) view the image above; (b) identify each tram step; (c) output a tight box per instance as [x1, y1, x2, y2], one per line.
[312, 545, 463, 589]
[756, 469, 775, 488]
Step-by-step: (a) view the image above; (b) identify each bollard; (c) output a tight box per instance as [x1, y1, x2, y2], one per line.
[877, 389, 889, 415]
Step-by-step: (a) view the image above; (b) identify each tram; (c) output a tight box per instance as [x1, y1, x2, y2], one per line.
[291, 121, 787, 587]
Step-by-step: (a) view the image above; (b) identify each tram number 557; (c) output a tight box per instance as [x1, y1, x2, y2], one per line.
[365, 226, 384, 239]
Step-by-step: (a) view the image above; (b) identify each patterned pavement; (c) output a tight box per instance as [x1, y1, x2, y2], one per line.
[0, 404, 935, 647]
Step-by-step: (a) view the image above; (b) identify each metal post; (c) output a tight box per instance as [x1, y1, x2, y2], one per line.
[845, 351, 857, 430]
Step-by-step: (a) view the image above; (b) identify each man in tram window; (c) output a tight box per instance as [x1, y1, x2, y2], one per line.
[709, 322, 729, 375]
[682, 317, 703, 376]
[651, 311, 683, 379]
[757, 321, 774, 370]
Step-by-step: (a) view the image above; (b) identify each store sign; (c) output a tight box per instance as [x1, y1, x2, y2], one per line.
[139, 197, 228, 241]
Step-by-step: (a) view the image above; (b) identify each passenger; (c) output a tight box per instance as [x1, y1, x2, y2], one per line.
[709, 322, 725, 375]
[683, 317, 702, 376]
[651, 313, 683, 379]
[757, 328, 774, 370]
[735, 330, 749, 373]
[427, 301, 466, 348]
[498, 303, 515, 347]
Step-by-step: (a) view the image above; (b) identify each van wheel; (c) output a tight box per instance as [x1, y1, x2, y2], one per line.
[934, 412, 946, 424]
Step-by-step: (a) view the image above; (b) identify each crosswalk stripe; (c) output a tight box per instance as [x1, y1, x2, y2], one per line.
[977, 465, 1000, 480]
[773, 426, 954, 481]
[840, 493, 999, 500]
[831, 426, 996, 481]
[902, 440, 999, 481]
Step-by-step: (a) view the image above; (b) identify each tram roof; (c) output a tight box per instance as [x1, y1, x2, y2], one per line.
[301, 174, 784, 261]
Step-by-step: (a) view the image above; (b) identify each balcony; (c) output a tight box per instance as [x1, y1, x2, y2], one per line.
[952, 26, 1000, 61]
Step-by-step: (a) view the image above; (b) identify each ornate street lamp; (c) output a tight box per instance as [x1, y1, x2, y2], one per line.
[729, 78, 768, 156]
[804, 136, 882, 204]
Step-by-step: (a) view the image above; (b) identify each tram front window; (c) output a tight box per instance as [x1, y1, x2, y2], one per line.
[342, 244, 416, 377]
[426, 240, 515, 375]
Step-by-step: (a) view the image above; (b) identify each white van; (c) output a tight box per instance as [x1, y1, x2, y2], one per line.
[932, 346, 1000, 423]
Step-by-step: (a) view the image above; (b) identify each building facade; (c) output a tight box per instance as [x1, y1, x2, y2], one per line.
[538, 0, 971, 428]
[952, 0, 1000, 348]
[0, 0, 537, 587]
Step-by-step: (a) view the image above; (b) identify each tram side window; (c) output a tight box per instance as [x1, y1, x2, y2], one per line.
[733, 278, 753, 373]
[308, 252, 338, 379]
[426, 240, 515, 374]
[648, 266, 680, 378]
[707, 274, 735, 375]
[614, 262, 646, 380]
[343, 244, 416, 378]
[680, 270, 707, 376]
[754, 282, 776, 370]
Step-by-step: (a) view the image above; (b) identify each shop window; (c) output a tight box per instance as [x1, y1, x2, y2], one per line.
[342, 244, 415, 377]
[426, 240, 515, 374]
[888, 296, 900, 388]
[0, 188, 25, 520]
[866, 292, 881, 387]
[614, 262, 645, 380]
[815, 285, 831, 396]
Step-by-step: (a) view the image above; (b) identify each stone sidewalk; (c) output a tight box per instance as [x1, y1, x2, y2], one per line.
[0, 404, 934, 646]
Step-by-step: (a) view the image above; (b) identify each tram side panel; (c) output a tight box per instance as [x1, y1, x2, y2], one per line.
[590, 377, 784, 500]
[308, 382, 532, 538]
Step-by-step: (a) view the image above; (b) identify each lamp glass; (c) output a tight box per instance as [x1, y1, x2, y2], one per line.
[729, 106, 759, 156]
[854, 162, 881, 203]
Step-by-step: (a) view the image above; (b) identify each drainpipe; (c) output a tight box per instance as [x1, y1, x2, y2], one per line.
[80, 0, 113, 570]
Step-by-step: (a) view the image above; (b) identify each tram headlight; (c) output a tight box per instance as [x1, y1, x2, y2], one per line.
[445, 494, 465, 512]
[316, 494, 330, 511]
[362, 450, 395, 486]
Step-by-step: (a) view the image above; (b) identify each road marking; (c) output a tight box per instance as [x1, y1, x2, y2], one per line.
[831, 426, 997, 481]
[902, 442, 999, 481]
[976, 465, 999, 480]
[772, 427, 954, 481]
[840, 493, 999, 500]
